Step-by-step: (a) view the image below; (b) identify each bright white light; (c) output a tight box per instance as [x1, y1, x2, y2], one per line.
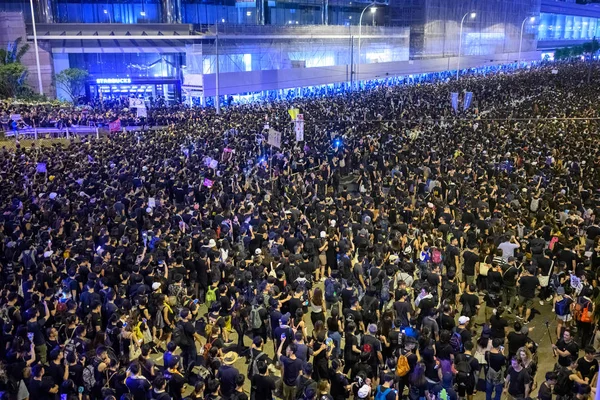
[221, 18, 225, 23]
[371, 7, 377, 13]
[140, 11, 146, 16]
[530, 16, 535, 22]
[349, 16, 352, 19]
[103, 9, 108, 14]
[288, 20, 292, 24]
[470, 12, 476, 19]
[246, 11, 252, 16]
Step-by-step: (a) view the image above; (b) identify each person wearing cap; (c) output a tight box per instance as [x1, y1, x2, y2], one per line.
[360, 324, 383, 383]
[456, 316, 472, 344]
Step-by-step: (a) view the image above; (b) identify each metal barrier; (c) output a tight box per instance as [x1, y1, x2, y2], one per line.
[4, 126, 100, 140]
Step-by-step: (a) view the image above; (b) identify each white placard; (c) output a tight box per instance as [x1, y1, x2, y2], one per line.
[129, 98, 145, 108]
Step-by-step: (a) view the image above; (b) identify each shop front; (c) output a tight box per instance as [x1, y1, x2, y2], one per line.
[86, 77, 181, 104]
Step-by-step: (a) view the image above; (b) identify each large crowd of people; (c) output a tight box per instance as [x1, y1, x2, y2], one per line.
[0, 61, 599, 400]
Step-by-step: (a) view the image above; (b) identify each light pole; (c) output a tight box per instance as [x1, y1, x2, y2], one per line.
[358, 2, 381, 89]
[518, 16, 536, 68]
[371, 7, 376, 26]
[29, 0, 44, 95]
[103, 9, 112, 24]
[456, 11, 476, 80]
[215, 21, 220, 115]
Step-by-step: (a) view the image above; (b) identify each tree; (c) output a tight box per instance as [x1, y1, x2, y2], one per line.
[582, 38, 599, 57]
[0, 37, 30, 66]
[0, 37, 30, 99]
[55, 68, 89, 103]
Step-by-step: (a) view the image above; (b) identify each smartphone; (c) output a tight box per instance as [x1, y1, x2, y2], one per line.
[27, 332, 34, 340]
[78, 387, 84, 394]
[123, 322, 128, 327]
[158, 260, 164, 265]
[193, 299, 199, 304]
[281, 333, 286, 339]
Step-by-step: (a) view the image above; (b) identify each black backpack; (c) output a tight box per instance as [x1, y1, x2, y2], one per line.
[554, 367, 573, 396]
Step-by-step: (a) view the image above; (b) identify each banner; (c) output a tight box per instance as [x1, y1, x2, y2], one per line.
[109, 119, 121, 133]
[129, 98, 145, 108]
[463, 92, 473, 111]
[288, 108, 299, 120]
[295, 114, 304, 142]
[268, 128, 282, 149]
[203, 178, 214, 188]
[450, 92, 459, 112]
[209, 159, 219, 169]
[137, 107, 147, 118]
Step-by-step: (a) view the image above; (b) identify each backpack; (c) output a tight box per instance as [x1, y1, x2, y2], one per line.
[574, 300, 593, 323]
[455, 356, 472, 386]
[375, 386, 392, 400]
[250, 305, 264, 330]
[554, 367, 573, 396]
[396, 351, 411, 377]
[432, 248, 443, 265]
[530, 198, 540, 212]
[370, 268, 383, 286]
[205, 286, 217, 305]
[449, 330, 464, 354]
[324, 278, 339, 303]
[441, 280, 456, 302]
[360, 341, 375, 363]
[437, 388, 449, 400]
[380, 277, 391, 303]
[202, 338, 217, 361]
[247, 350, 265, 380]
[554, 297, 570, 316]
[172, 323, 188, 347]
[0, 305, 11, 326]
[550, 273, 564, 291]
[83, 364, 97, 391]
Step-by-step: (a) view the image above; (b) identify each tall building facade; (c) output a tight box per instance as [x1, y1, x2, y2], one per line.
[0, 0, 595, 101]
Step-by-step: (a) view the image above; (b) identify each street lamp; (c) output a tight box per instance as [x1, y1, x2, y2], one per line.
[358, 2, 383, 89]
[456, 12, 476, 80]
[518, 16, 536, 68]
[28, 0, 44, 95]
[103, 9, 112, 23]
[371, 7, 376, 26]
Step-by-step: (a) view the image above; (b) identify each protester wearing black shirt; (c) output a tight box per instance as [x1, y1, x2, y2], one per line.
[553, 329, 580, 368]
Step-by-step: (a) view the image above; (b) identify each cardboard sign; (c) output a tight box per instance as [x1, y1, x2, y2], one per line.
[36, 162, 47, 173]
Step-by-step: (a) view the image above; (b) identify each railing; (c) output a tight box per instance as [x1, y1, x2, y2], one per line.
[3, 126, 100, 140]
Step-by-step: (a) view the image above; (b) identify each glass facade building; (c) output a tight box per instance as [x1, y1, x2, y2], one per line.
[538, 12, 600, 40]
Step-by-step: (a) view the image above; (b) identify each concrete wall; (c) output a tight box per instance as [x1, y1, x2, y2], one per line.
[201, 50, 541, 96]
[0, 12, 54, 97]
